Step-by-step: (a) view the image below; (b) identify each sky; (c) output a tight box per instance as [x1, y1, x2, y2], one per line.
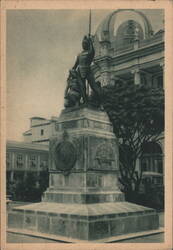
[6, 9, 164, 141]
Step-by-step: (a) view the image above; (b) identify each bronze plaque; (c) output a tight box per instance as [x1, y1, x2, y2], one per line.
[54, 141, 77, 171]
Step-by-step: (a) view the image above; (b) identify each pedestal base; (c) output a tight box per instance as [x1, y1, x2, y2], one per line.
[8, 201, 159, 241]
[7, 107, 160, 241]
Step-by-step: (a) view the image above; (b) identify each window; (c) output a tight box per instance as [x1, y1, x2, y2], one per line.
[30, 155, 36, 161]
[141, 142, 163, 173]
[16, 154, 23, 168]
[141, 160, 147, 171]
[29, 155, 37, 168]
[17, 154, 23, 160]
[41, 129, 44, 136]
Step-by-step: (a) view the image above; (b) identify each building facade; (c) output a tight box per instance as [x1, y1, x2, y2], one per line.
[93, 9, 164, 89]
[92, 9, 164, 187]
[23, 117, 55, 145]
[6, 140, 49, 185]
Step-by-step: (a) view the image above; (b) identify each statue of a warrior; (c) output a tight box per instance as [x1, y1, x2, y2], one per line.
[72, 35, 101, 104]
[64, 35, 102, 108]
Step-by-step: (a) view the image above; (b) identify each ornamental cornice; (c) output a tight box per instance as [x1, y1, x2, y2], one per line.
[94, 41, 164, 68]
[94, 55, 112, 63]
[111, 41, 164, 66]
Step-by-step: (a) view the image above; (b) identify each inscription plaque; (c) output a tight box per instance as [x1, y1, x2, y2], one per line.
[95, 143, 115, 170]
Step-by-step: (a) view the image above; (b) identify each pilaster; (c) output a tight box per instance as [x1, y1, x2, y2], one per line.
[131, 68, 141, 85]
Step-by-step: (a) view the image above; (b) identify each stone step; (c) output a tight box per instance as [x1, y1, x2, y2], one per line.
[8, 201, 159, 241]
[42, 190, 124, 204]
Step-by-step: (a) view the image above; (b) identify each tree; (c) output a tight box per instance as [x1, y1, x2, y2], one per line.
[99, 81, 164, 200]
[39, 168, 49, 193]
[13, 172, 44, 202]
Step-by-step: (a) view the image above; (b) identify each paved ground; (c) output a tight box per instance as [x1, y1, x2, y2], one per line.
[117, 233, 164, 243]
[7, 201, 164, 243]
[7, 231, 164, 243]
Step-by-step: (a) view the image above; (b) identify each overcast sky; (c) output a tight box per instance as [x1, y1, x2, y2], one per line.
[6, 9, 164, 141]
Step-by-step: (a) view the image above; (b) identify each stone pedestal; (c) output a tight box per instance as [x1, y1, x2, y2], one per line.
[8, 107, 159, 242]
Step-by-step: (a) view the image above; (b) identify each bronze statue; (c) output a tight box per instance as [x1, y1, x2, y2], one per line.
[64, 35, 102, 108]
[64, 10, 102, 108]
[72, 35, 101, 104]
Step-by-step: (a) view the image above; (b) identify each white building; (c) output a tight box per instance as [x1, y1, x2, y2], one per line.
[23, 116, 57, 145]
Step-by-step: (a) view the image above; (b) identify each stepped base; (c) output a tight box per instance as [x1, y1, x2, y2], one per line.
[7, 227, 164, 243]
[8, 201, 159, 241]
[42, 190, 124, 204]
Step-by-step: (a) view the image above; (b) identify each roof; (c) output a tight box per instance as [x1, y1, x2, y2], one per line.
[23, 129, 32, 136]
[95, 9, 153, 42]
[6, 140, 49, 152]
[30, 117, 47, 121]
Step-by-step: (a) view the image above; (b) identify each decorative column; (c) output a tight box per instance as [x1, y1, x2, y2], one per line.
[24, 154, 27, 180]
[110, 74, 115, 86]
[131, 68, 141, 85]
[10, 171, 14, 182]
[133, 40, 139, 50]
[11, 152, 15, 182]
[37, 154, 41, 177]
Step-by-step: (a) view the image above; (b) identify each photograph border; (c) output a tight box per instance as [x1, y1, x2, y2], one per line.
[1, 1, 173, 250]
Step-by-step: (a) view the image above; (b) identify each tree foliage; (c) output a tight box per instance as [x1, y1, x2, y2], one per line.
[8, 170, 49, 202]
[99, 81, 164, 197]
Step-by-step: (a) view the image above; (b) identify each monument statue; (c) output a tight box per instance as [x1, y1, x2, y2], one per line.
[64, 10, 102, 108]
[64, 35, 102, 108]
[72, 35, 94, 104]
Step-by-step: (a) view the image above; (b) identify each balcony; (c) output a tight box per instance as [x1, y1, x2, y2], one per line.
[113, 32, 164, 56]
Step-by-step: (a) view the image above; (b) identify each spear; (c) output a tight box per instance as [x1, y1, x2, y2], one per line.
[87, 9, 92, 97]
[89, 9, 91, 37]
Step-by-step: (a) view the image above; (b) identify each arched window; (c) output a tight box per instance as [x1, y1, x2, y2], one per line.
[115, 20, 144, 48]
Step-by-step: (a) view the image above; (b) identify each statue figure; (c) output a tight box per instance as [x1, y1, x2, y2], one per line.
[64, 69, 81, 108]
[72, 35, 101, 104]
[64, 35, 102, 108]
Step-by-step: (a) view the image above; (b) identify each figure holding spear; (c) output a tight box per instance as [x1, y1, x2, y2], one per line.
[71, 10, 100, 104]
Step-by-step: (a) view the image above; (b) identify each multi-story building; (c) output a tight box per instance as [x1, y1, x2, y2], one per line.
[92, 9, 164, 187]
[23, 116, 56, 145]
[93, 9, 164, 88]
[6, 140, 49, 185]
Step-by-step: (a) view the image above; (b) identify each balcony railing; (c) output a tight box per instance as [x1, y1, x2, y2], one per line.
[113, 33, 164, 56]
[139, 34, 164, 48]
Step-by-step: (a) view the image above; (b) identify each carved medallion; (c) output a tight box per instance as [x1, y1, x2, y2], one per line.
[54, 130, 77, 172]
